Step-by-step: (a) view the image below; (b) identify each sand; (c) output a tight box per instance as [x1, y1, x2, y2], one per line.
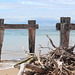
[0, 60, 19, 75]
[0, 68, 19, 75]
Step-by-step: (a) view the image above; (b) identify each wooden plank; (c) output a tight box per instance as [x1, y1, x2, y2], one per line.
[60, 17, 70, 48]
[28, 20, 36, 53]
[56, 23, 75, 30]
[69, 23, 75, 30]
[0, 19, 4, 61]
[2, 24, 38, 29]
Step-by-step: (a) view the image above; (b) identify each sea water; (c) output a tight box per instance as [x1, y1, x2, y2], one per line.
[1, 26, 75, 60]
[0, 63, 15, 70]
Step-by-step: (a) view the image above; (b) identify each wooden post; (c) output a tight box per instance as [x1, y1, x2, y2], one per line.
[0, 19, 4, 61]
[28, 20, 36, 53]
[60, 17, 70, 48]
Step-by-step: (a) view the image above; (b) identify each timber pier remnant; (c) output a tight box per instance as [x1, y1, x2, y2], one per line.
[56, 17, 75, 48]
[0, 19, 38, 61]
[0, 17, 75, 61]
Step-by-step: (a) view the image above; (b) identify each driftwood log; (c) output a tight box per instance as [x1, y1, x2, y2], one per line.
[18, 63, 45, 75]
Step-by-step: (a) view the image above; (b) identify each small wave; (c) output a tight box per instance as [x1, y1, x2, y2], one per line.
[0, 63, 16, 70]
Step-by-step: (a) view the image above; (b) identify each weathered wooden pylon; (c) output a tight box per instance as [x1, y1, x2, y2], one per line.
[0, 19, 38, 61]
[56, 17, 75, 48]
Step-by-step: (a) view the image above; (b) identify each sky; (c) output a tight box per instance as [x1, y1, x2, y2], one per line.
[0, 0, 75, 26]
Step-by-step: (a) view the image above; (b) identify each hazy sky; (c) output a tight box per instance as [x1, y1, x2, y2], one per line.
[0, 0, 75, 24]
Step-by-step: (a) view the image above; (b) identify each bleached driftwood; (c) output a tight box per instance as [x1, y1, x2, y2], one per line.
[16, 35, 75, 75]
[18, 63, 45, 75]
[18, 63, 26, 75]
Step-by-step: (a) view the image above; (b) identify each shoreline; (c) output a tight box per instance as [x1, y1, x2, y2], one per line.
[0, 60, 19, 70]
[1, 60, 19, 63]
[0, 60, 19, 75]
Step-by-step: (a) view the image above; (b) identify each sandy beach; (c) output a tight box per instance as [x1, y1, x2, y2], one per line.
[0, 60, 19, 75]
[0, 68, 19, 75]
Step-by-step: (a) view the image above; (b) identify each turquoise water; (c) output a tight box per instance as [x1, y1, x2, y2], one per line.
[1, 26, 75, 60]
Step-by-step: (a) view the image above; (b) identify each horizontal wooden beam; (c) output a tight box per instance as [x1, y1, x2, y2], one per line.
[69, 23, 75, 30]
[56, 23, 75, 30]
[0, 24, 38, 29]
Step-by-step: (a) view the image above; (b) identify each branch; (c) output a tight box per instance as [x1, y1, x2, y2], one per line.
[46, 34, 57, 48]
[67, 45, 75, 51]
[49, 57, 58, 75]
[14, 57, 33, 68]
[39, 44, 50, 49]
